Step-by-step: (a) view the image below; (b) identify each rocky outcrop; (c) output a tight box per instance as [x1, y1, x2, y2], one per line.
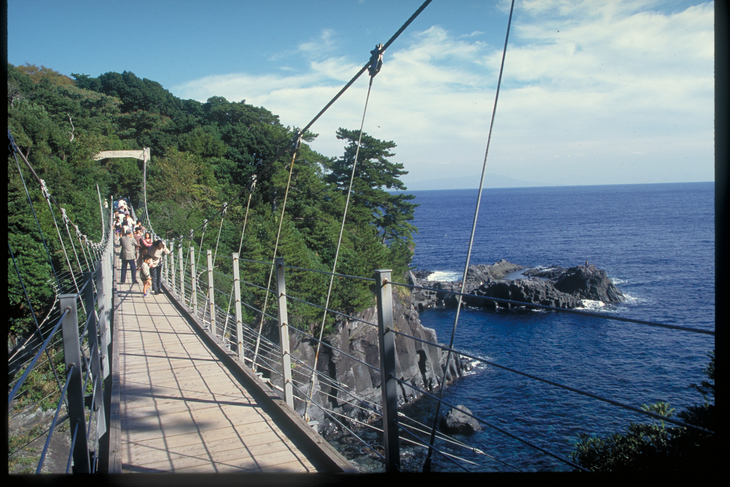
[440, 405, 482, 435]
[258, 287, 468, 435]
[409, 260, 624, 311]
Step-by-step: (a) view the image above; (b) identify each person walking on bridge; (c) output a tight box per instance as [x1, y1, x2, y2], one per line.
[147, 240, 171, 294]
[120, 229, 139, 285]
[133, 228, 146, 268]
[137, 232, 153, 267]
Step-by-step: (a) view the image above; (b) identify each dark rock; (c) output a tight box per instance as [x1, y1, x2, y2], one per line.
[411, 260, 624, 311]
[440, 405, 481, 435]
[467, 259, 525, 281]
[553, 264, 624, 303]
[470, 278, 582, 309]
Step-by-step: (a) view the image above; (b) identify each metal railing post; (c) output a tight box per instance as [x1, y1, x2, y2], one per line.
[98, 249, 111, 378]
[178, 245, 184, 303]
[170, 241, 176, 295]
[97, 245, 113, 473]
[207, 250, 215, 332]
[374, 268, 400, 473]
[84, 268, 107, 445]
[232, 253, 245, 361]
[275, 257, 293, 408]
[59, 292, 91, 473]
[163, 242, 169, 285]
[190, 247, 197, 316]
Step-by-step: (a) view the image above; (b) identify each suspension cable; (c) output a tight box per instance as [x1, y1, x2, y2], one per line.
[148, 0, 433, 251]
[423, 0, 516, 472]
[304, 57, 381, 421]
[221, 177, 257, 339]
[399, 376, 586, 471]
[12, 136, 83, 301]
[7, 242, 66, 403]
[395, 280, 714, 335]
[195, 220, 208, 271]
[61, 208, 85, 276]
[252, 142, 302, 372]
[299, 0, 432, 136]
[42, 181, 84, 308]
[212, 204, 227, 264]
[8, 131, 62, 290]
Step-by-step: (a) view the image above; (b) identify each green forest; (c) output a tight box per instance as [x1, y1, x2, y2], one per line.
[7, 63, 418, 344]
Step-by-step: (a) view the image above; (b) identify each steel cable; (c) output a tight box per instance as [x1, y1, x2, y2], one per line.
[305, 66, 379, 421]
[423, 0, 515, 471]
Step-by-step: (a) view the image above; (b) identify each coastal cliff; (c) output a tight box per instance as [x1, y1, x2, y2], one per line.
[260, 287, 467, 435]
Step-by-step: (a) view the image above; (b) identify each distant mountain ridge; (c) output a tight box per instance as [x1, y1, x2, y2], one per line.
[404, 173, 540, 191]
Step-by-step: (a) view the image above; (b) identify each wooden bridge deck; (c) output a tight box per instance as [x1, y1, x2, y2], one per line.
[110, 251, 352, 474]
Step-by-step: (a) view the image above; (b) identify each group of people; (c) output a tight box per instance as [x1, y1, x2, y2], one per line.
[114, 207, 143, 239]
[117, 212, 171, 297]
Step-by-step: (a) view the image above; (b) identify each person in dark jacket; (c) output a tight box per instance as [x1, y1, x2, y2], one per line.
[120, 229, 139, 284]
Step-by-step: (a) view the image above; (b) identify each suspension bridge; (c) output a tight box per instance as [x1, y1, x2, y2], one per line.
[8, 0, 718, 475]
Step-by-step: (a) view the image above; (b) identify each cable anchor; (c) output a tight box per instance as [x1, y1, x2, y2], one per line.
[40, 179, 51, 200]
[291, 130, 303, 151]
[368, 44, 384, 77]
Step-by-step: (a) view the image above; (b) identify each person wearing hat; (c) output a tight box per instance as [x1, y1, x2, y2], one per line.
[120, 228, 139, 284]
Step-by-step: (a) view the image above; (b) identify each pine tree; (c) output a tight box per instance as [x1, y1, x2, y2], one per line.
[325, 128, 418, 276]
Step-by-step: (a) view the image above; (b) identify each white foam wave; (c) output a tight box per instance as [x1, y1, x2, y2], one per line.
[460, 357, 490, 376]
[578, 299, 607, 311]
[620, 292, 644, 305]
[427, 270, 462, 282]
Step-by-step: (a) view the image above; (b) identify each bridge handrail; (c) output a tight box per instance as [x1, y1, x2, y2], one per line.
[8, 199, 115, 473]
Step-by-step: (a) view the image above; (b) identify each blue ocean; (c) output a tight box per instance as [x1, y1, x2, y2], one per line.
[404, 182, 715, 472]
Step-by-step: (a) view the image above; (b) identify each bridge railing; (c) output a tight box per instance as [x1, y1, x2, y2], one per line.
[8, 205, 115, 474]
[154, 244, 715, 473]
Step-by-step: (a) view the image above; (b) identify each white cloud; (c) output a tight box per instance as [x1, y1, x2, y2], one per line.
[299, 29, 341, 60]
[172, 1, 713, 189]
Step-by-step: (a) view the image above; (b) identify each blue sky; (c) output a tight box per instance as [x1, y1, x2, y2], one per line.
[8, 0, 714, 190]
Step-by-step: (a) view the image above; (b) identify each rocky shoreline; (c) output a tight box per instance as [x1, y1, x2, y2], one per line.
[235, 259, 625, 470]
[262, 260, 623, 446]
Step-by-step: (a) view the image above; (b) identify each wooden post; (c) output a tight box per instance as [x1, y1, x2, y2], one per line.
[374, 268, 400, 473]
